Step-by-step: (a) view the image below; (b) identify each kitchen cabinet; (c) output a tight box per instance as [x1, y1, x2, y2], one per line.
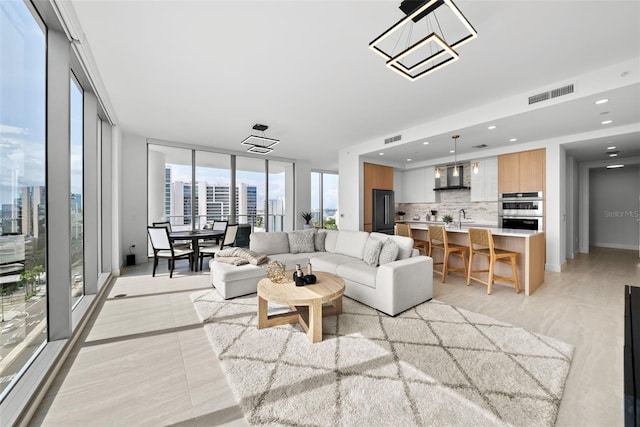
[399, 167, 436, 203]
[498, 149, 545, 193]
[471, 157, 498, 201]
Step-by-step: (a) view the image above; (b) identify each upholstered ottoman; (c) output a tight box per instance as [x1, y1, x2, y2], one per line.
[209, 260, 266, 299]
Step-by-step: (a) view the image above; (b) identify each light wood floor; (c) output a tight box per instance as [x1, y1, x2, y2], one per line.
[30, 247, 640, 426]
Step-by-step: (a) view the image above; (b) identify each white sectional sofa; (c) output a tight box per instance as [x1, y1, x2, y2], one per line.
[209, 229, 433, 316]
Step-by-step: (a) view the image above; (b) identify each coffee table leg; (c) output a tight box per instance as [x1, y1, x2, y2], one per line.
[258, 296, 268, 329]
[333, 296, 343, 314]
[308, 300, 322, 343]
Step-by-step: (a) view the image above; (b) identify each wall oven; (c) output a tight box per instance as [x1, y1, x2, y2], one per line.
[499, 191, 544, 231]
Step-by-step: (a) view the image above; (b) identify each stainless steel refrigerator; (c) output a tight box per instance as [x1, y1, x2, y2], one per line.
[372, 189, 395, 234]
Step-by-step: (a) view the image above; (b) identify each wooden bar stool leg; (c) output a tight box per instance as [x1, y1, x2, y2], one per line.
[442, 250, 449, 283]
[466, 250, 473, 285]
[487, 256, 494, 295]
[461, 250, 470, 285]
[511, 256, 521, 293]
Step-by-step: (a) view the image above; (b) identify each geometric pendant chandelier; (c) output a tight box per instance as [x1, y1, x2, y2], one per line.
[370, 0, 477, 81]
[240, 124, 280, 155]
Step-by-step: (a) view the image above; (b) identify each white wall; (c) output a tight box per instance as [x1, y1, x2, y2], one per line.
[121, 134, 148, 265]
[589, 165, 640, 250]
[294, 160, 311, 230]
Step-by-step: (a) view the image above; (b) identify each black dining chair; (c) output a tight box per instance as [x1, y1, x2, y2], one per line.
[199, 224, 239, 270]
[147, 226, 194, 278]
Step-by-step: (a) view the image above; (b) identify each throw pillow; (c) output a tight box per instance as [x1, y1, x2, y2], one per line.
[287, 230, 316, 254]
[363, 237, 383, 266]
[314, 231, 327, 252]
[378, 238, 399, 265]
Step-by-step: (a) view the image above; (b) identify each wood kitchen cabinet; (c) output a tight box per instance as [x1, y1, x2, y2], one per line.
[498, 149, 545, 193]
[363, 162, 393, 231]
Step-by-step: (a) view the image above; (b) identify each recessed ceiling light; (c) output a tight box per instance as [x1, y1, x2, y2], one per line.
[601, 120, 613, 125]
[379, 152, 384, 155]
[607, 146, 617, 150]
[608, 153, 618, 157]
[509, 138, 517, 142]
[407, 158, 412, 162]
[423, 141, 429, 145]
[488, 125, 496, 130]
[595, 99, 609, 105]
[606, 164, 624, 169]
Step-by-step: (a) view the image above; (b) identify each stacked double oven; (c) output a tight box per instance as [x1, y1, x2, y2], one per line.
[498, 191, 544, 231]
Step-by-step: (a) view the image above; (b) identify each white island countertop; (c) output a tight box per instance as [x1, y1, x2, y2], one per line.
[399, 221, 544, 238]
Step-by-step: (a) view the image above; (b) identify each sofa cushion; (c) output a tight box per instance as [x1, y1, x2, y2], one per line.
[370, 232, 414, 260]
[363, 237, 383, 266]
[336, 261, 378, 289]
[314, 231, 327, 252]
[249, 232, 289, 255]
[323, 229, 339, 253]
[287, 230, 315, 254]
[268, 253, 313, 270]
[334, 230, 369, 260]
[378, 238, 399, 265]
[308, 253, 355, 275]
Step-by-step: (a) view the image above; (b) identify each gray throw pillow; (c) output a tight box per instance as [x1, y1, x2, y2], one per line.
[288, 230, 316, 254]
[363, 237, 383, 266]
[314, 231, 327, 252]
[378, 239, 399, 265]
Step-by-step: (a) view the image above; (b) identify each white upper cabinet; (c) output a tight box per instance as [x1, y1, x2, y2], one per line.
[470, 157, 498, 201]
[398, 167, 436, 203]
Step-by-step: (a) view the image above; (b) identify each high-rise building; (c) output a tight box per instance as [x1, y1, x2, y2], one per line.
[170, 182, 257, 226]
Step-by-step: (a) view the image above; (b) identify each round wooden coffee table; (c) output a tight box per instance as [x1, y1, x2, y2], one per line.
[257, 271, 345, 343]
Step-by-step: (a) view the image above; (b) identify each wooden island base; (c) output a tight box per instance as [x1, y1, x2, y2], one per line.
[411, 227, 546, 295]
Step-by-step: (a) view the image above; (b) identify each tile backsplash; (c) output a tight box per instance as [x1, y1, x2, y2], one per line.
[396, 189, 498, 226]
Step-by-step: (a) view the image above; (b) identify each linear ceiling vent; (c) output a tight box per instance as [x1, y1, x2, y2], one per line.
[528, 83, 574, 105]
[384, 135, 402, 144]
[472, 144, 488, 149]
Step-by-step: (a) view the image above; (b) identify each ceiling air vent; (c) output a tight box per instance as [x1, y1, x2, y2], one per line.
[472, 144, 488, 149]
[384, 135, 402, 144]
[551, 84, 574, 99]
[528, 83, 575, 105]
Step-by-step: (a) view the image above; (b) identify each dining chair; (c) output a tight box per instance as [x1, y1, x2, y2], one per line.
[394, 223, 429, 255]
[467, 227, 521, 294]
[199, 224, 239, 270]
[147, 226, 194, 278]
[428, 225, 469, 283]
[200, 220, 228, 248]
[153, 221, 191, 249]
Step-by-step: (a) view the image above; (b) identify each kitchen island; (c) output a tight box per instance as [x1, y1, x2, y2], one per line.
[402, 221, 545, 296]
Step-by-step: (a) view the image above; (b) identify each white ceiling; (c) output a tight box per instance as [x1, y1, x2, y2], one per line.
[69, 0, 640, 170]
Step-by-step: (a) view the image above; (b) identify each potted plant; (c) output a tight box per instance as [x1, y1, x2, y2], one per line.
[442, 214, 454, 227]
[301, 212, 313, 229]
[396, 211, 406, 220]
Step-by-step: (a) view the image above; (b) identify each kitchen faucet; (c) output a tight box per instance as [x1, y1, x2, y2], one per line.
[458, 209, 466, 229]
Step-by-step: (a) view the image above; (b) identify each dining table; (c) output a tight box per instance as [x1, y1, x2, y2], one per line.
[169, 229, 224, 271]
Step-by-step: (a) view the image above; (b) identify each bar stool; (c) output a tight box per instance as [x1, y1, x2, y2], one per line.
[428, 225, 468, 283]
[467, 228, 520, 294]
[395, 223, 429, 255]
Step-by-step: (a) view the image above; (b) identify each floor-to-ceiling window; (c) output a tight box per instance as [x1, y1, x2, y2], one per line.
[0, 0, 47, 399]
[147, 144, 193, 230]
[236, 157, 266, 231]
[69, 75, 84, 307]
[267, 161, 289, 231]
[195, 151, 231, 226]
[311, 171, 339, 229]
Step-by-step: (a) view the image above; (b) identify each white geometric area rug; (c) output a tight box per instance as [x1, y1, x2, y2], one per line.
[191, 289, 573, 427]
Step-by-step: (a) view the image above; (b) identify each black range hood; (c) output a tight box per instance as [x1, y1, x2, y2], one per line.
[434, 164, 470, 191]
